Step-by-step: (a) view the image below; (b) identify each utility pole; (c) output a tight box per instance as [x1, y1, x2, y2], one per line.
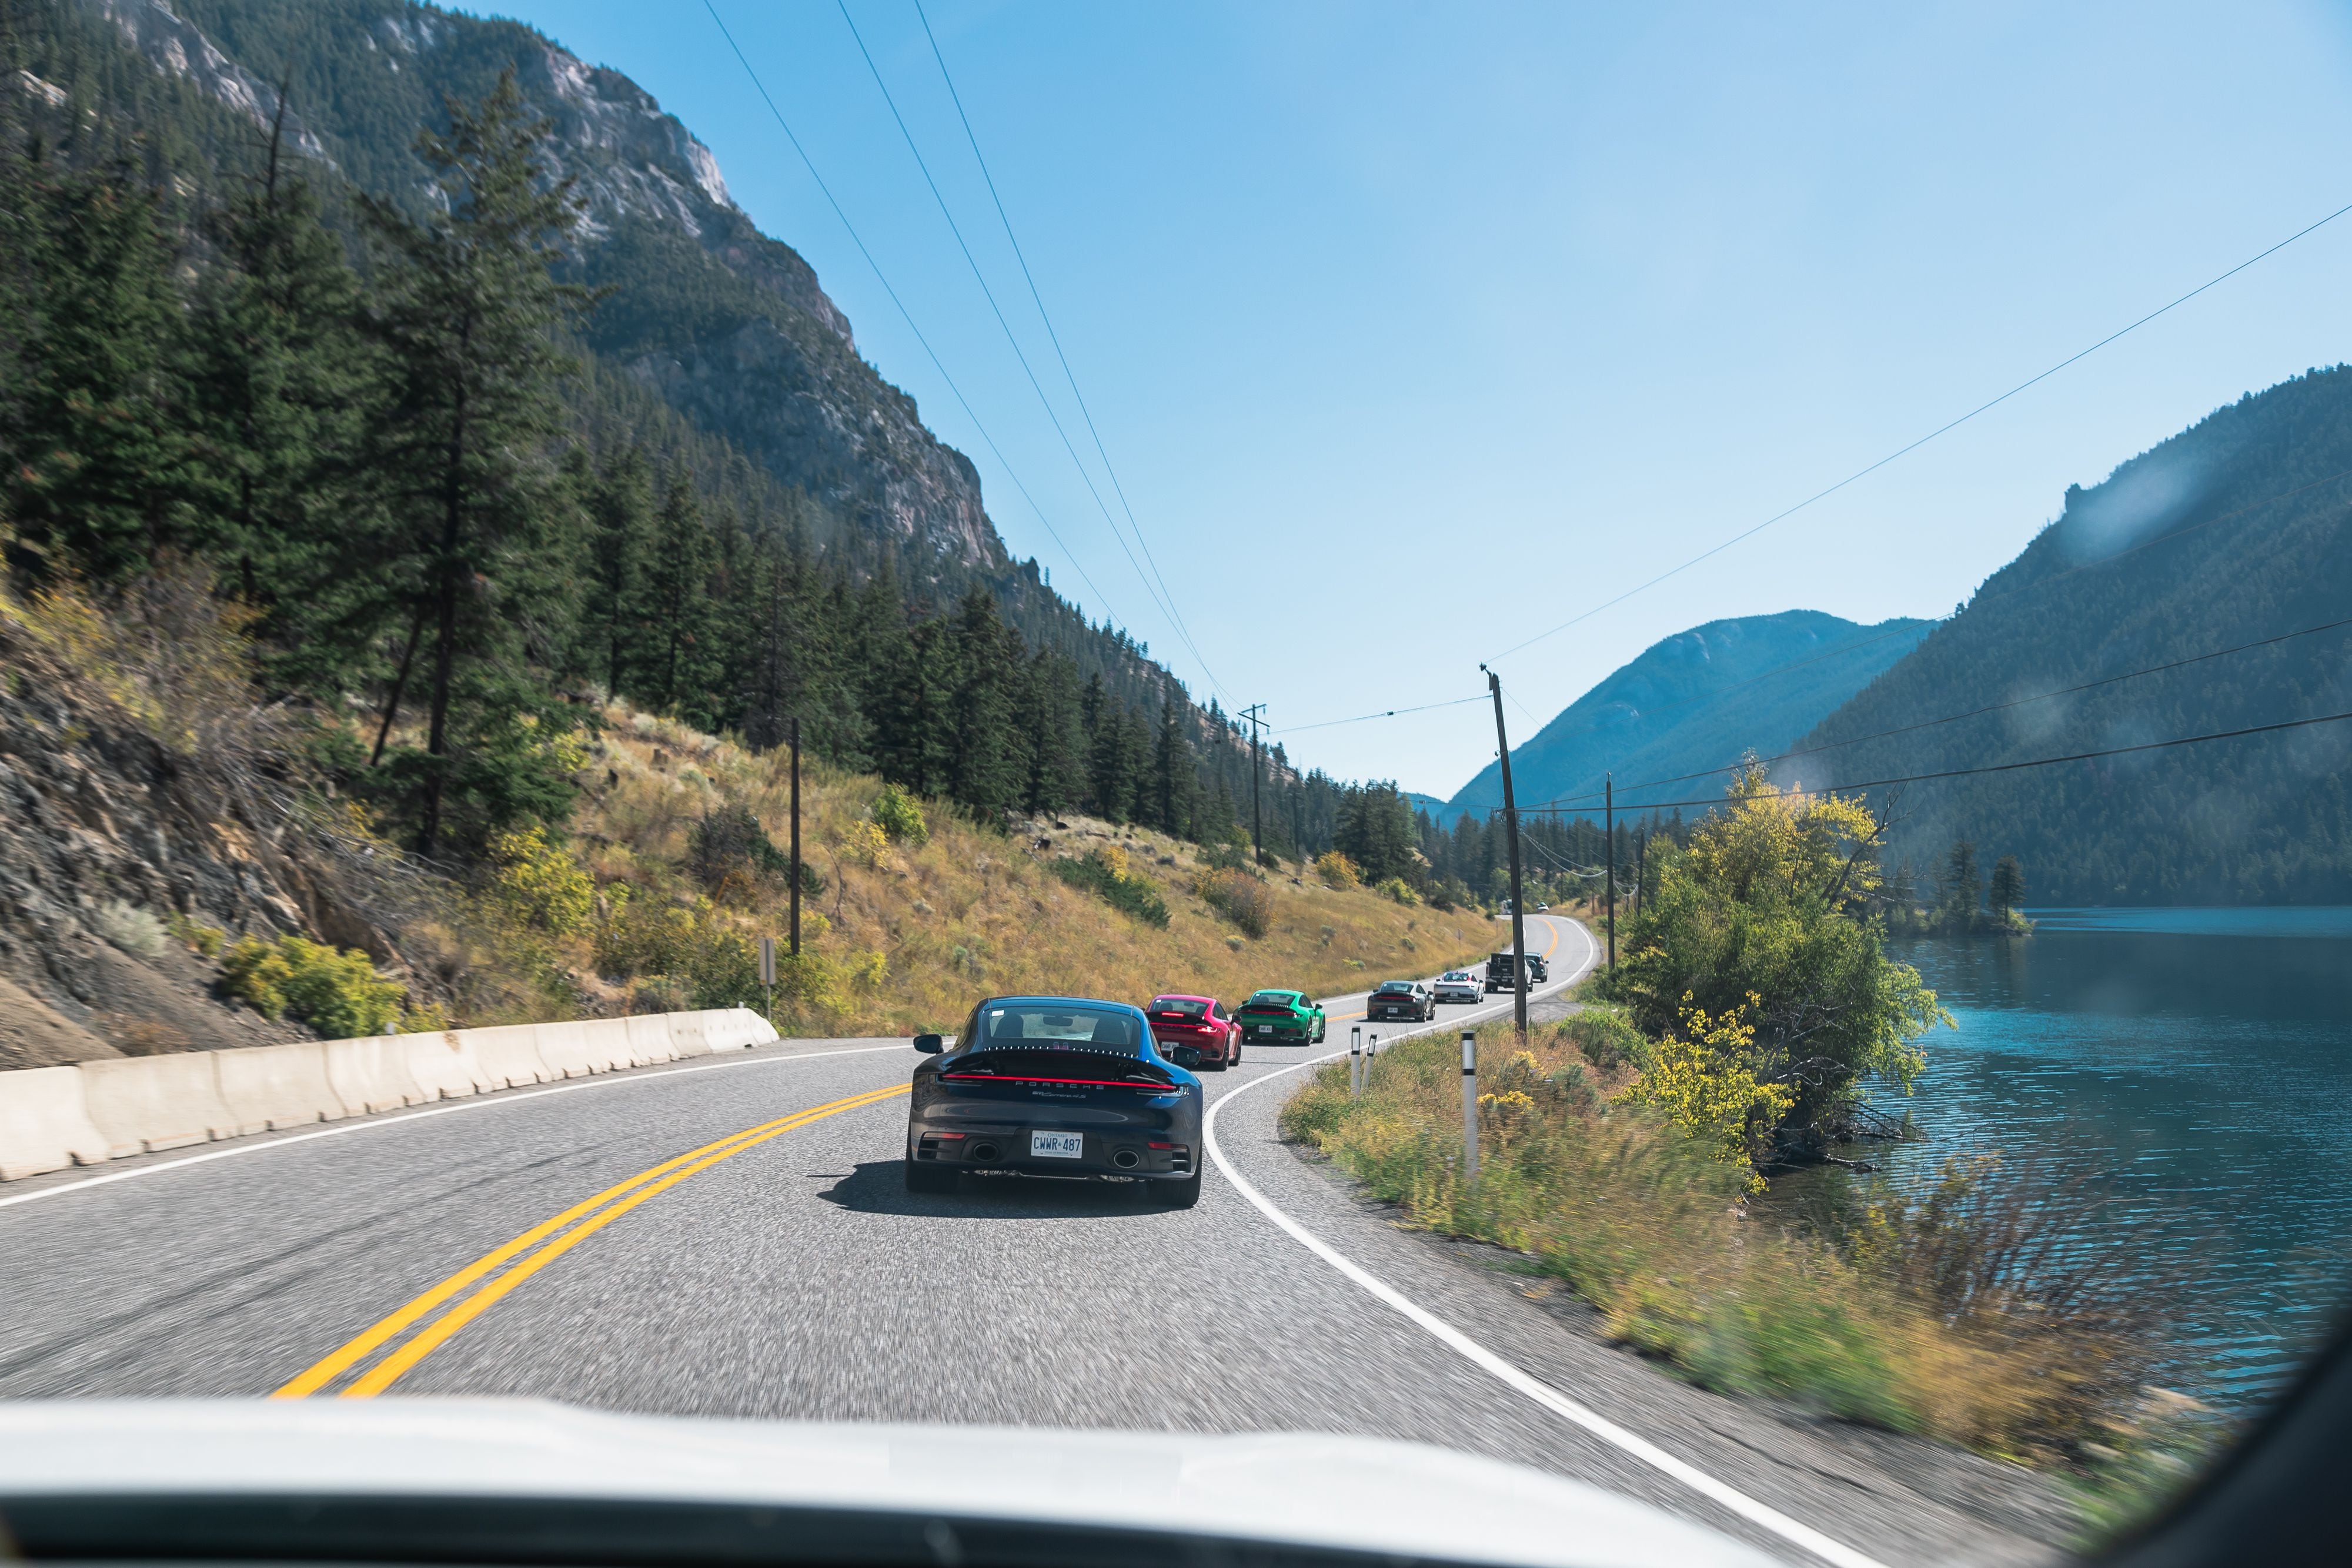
[1241, 703, 1266, 867]
[1605, 774, 1616, 969]
[1480, 666, 1528, 1039]
[789, 715, 802, 958]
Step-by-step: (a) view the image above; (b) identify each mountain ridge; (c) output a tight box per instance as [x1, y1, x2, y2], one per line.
[1445, 610, 1933, 824]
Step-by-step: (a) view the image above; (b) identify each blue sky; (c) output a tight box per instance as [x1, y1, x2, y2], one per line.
[487, 1, 2352, 796]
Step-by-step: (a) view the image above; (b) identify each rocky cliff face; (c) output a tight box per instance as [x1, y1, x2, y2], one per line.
[0, 596, 402, 1069]
[77, 0, 1007, 574]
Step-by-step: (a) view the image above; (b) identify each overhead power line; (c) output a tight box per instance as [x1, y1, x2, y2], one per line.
[909, 0, 1206, 695]
[1486, 196, 2352, 666]
[832, 0, 1225, 700]
[1506, 707, 2352, 816]
[1518, 467, 2352, 810]
[1277, 694, 1488, 734]
[697, 2, 1131, 644]
[1605, 613, 2352, 799]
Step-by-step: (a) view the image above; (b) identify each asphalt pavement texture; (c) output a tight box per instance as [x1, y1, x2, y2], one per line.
[0, 915, 2066, 1567]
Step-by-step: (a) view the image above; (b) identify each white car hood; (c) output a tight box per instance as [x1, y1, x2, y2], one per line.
[0, 1400, 1772, 1568]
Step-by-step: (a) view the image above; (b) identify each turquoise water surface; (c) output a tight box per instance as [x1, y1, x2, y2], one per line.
[1863, 908, 2352, 1413]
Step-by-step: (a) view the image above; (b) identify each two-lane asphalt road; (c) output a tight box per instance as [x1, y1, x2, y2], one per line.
[0, 915, 2056, 1567]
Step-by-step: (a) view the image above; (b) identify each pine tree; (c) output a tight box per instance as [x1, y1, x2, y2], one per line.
[629, 468, 719, 724]
[1151, 697, 1197, 838]
[1, 149, 190, 576]
[353, 70, 590, 855]
[583, 444, 654, 699]
[179, 102, 376, 679]
[1989, 855, 2026, 917]
[1018, 648, 1086, 815]
[936, 586, 1023, 815]
[1943, 840, 1983, 927]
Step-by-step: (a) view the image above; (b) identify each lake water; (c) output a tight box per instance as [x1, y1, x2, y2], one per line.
[1853, 908, 2352, 1413]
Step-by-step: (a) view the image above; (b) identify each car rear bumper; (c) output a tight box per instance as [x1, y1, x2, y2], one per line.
[1239, 1021, 1312, 1041]
[908, 1124, 1196, 1179]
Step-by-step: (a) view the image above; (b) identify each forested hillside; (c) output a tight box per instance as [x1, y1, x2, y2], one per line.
[1445, 611, 1930, 823]
[1789, 368, 2352, 904]
[2, 0, 1357, 857]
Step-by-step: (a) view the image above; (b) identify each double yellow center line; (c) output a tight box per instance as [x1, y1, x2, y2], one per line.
[274, 1082, 909, 1398]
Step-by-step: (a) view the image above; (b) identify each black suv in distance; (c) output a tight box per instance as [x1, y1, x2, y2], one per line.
[1368, 980, 1435, 1022]
[1484, 951, 1544, 992]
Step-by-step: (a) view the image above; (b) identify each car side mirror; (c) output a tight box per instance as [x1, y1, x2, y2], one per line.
[1169, 1044, 1202, 1069]
[913, 1033, 944, 1054]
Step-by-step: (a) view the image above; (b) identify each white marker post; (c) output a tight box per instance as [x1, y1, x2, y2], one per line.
[759, 936, 776, 1020]
[1461, 1029, 1479, 1186]
[1349, 1026, 1364, 1097]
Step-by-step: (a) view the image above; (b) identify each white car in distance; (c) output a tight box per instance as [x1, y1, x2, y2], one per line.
[1432, 969, 1482, 1004]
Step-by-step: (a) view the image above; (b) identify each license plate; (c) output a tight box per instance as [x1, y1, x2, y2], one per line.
[1030, 1131, 1083, 1159]
[1258, 1024, 1273, 1034]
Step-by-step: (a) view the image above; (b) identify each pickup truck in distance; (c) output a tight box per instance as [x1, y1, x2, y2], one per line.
[1483, 951, 1541, 993]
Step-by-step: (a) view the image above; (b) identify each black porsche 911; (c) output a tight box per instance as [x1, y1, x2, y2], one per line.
[904, 995, 1205, 1206]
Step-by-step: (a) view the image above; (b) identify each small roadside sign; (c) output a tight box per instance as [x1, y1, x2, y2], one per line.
[759, 936, 776, 988]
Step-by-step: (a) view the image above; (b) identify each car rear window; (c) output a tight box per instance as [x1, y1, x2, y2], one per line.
[1150, 998, 1208, 1019]
[971, 1004, 1144, 1055]
[1375, 981, 1417, 994]
[1245, 991, 1296, 1007]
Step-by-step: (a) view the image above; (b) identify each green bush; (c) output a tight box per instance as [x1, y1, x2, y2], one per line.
[1052, 851, 1170, 928]
[1558, 1005, 1650, 1071]
[1375, 876, 1421, 906]
[219, 934, 404, 1037]
[871, 783, 928, 846]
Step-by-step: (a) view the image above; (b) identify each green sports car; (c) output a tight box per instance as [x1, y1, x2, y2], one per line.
[1236, 988, 1326, 1045]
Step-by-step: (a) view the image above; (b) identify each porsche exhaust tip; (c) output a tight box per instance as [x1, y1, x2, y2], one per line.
[1112, 1148, 1141, 1169]
[969, 1142, 1002, 1164]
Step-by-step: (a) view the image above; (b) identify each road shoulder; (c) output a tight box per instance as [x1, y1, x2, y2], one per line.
[1214, 1056, 2074, 1567]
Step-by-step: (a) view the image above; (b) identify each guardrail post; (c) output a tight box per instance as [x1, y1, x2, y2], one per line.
[1461, 1028, 1479, 1186]
[1349, 1025, 1363, 1097]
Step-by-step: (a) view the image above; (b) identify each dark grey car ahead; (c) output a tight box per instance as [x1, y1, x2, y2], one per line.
[905, 997, 1205, 1207]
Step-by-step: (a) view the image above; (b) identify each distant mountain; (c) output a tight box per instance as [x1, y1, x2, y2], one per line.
[98, 0, 1003, 572]
[1791, 367, 2352, 905]
[33, 0, 1354, 833]
[1442, 611, 1933, 824]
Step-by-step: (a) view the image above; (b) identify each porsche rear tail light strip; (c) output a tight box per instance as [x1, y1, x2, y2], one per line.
[940, 1072, 1178, 1092]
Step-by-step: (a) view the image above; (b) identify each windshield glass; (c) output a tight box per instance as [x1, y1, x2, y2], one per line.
[4, 8, 2341, 1567]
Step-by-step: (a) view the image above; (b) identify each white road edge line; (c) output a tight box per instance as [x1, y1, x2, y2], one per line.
[1203, 920, 1889, 1568]
[0, 1043, 911, 1214]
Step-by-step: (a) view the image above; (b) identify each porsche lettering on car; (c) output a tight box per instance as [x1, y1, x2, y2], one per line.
[905, 995, 1203, 1205]
[1236, 988, 1325, 1044]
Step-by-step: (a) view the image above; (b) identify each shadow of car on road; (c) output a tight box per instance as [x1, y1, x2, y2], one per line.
[815, 1161, 1187, 1219]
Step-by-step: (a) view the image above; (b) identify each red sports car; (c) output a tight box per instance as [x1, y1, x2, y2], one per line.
[1144, 994, 1242, 1070]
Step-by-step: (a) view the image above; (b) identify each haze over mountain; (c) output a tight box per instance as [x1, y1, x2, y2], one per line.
[1441, 611, 1932, 825]
[1782, 367, 2352, 904]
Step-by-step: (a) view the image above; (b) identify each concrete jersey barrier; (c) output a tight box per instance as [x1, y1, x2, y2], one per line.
[80, 1054, 240, 1159]
[214, 1042, 342, 1135]
[0, 1008, 792, 1181]
[322, 1036, 425, 1117]
[0, 1066, 111, 1181]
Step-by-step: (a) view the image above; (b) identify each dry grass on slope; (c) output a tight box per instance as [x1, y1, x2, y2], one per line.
[566, 708, 1488, 1035]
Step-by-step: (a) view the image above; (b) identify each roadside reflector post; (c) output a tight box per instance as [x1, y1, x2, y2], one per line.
[759, 935, 776, 1021]
[1349, 1026, 1363, 1097]
[1461, 1029, 1479, 1187]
